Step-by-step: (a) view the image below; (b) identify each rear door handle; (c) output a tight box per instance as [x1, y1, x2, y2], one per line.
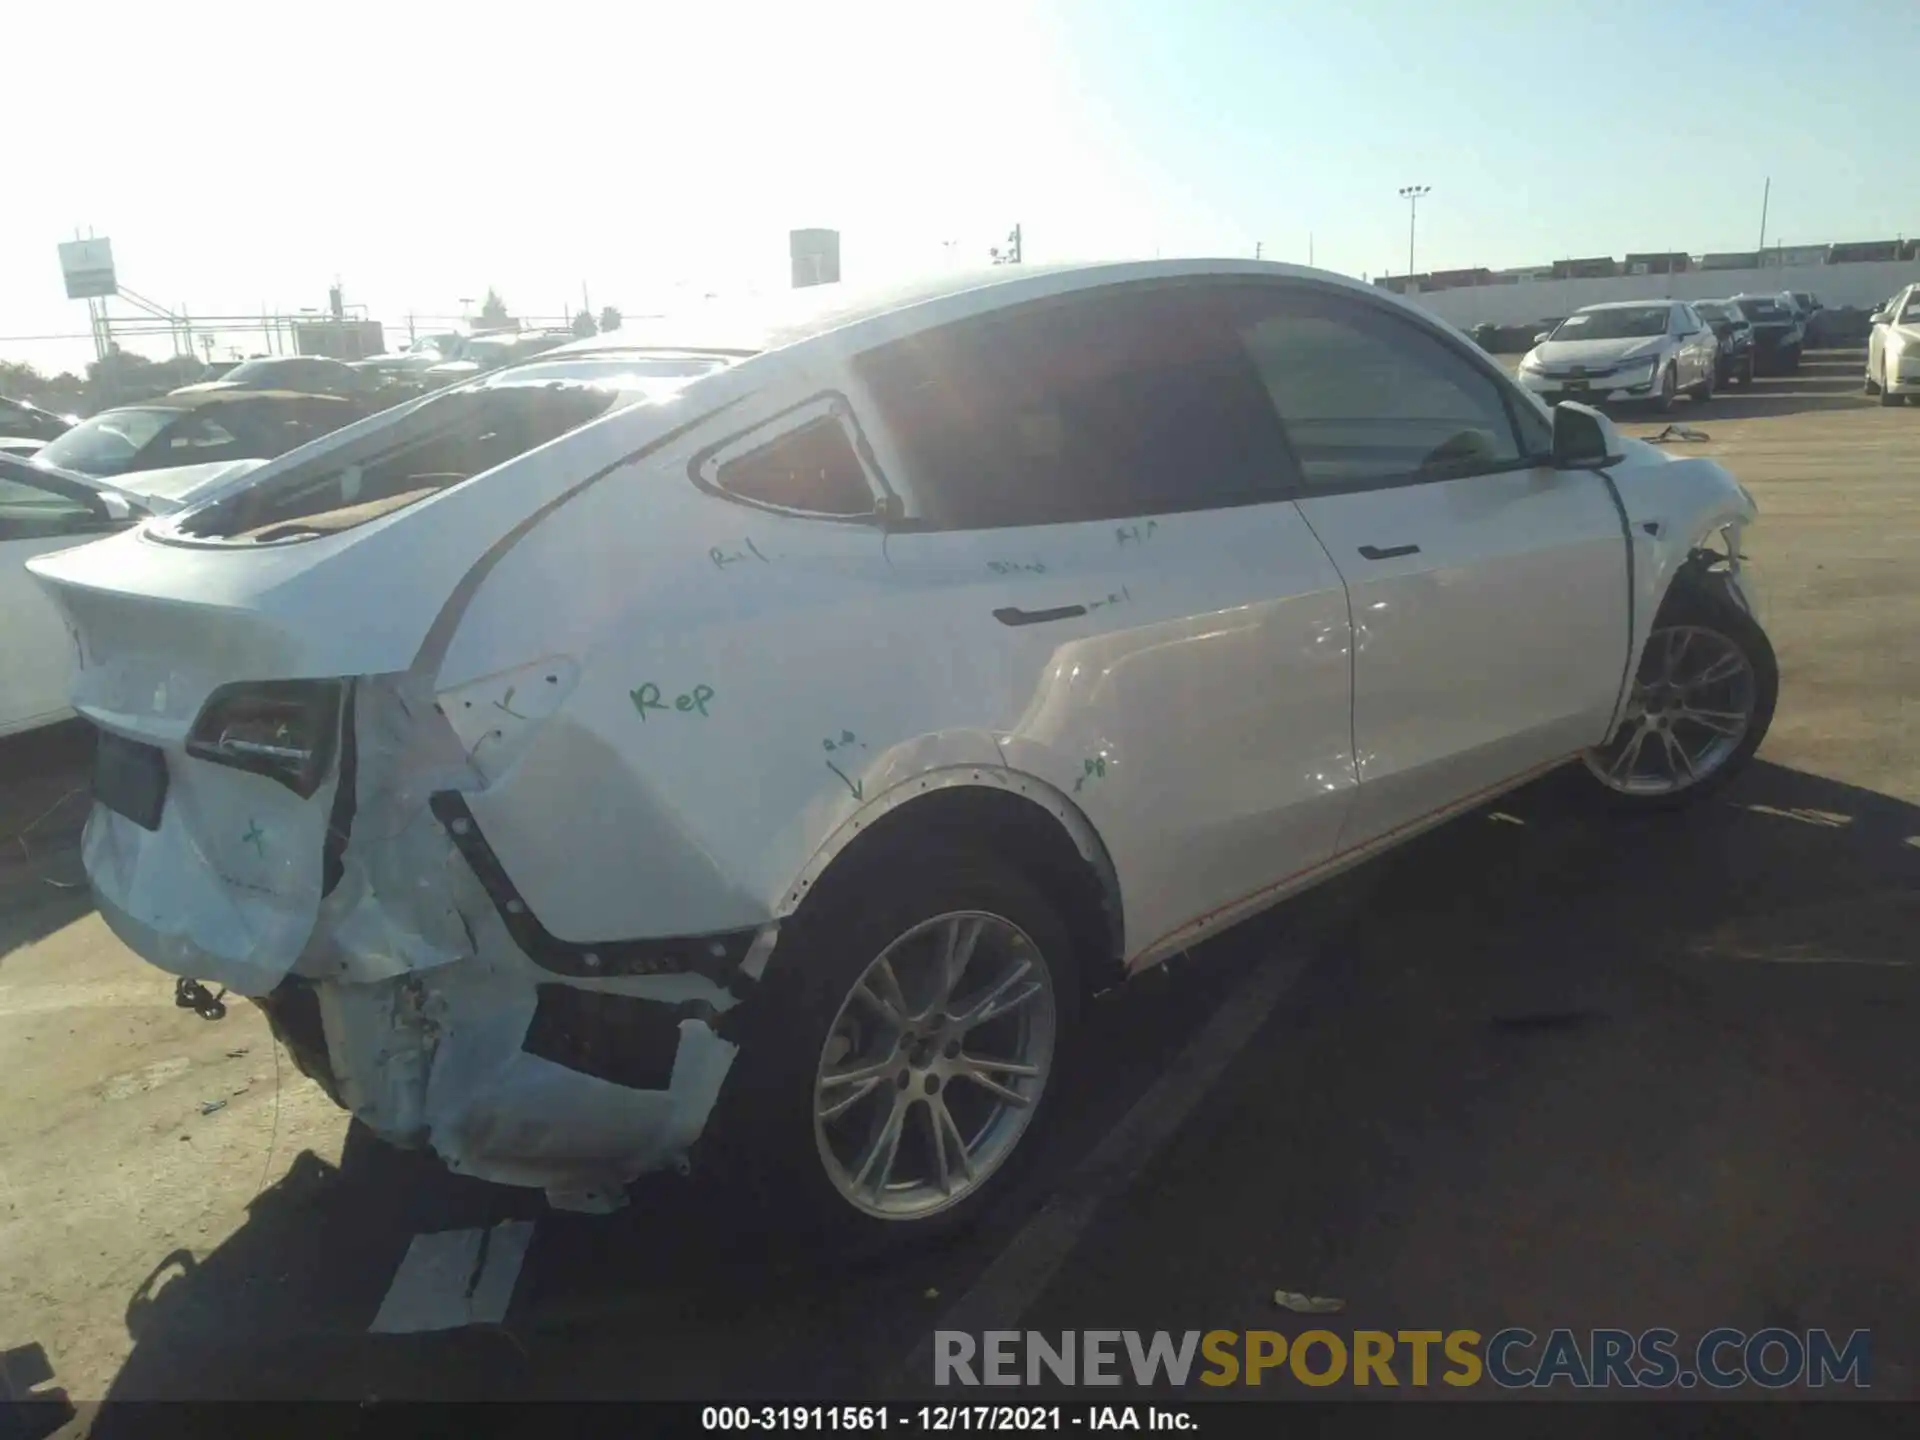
[1357, 543, 1421, 560]
[994, 604, 1088, 627]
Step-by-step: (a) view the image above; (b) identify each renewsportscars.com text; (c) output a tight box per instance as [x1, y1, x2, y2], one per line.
[933, 1328, 1872, 1390]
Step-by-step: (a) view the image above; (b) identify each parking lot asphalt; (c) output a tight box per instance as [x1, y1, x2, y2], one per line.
[3, 350, 1915, 1423]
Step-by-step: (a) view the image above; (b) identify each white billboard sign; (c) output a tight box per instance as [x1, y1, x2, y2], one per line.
[58, 238, 117, 299]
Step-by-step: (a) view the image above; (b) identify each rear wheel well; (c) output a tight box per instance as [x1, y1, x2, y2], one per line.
[792, 786, 1124, 997]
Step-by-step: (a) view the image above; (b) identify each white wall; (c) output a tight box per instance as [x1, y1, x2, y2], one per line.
[1405, 258, 1920, 329]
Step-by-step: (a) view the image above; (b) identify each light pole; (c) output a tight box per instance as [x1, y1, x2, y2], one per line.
[1398, 184, 1431, 279]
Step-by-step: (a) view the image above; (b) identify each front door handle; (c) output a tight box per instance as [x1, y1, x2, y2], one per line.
[994, 603, 1088, 627]
[1357, 543, 1421, 560]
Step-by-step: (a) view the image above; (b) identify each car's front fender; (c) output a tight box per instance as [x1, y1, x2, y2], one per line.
[1603, 444, 1759, 726]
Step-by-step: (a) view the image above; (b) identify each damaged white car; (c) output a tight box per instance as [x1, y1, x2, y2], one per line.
[29, 260, 1776, 1245]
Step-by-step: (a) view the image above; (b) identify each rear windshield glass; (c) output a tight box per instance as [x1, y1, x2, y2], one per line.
[166, 354, 731, 545]
[34, 407, 179, 475]
[1551, 307, 1668, 340]
[1736, 298, 1789, 321]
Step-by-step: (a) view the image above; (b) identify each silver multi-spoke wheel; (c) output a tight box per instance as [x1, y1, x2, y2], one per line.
[1586, 623, 1756, 796]
[813, 911, 1056, 1221]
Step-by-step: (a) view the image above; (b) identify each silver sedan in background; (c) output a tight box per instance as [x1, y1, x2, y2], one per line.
[1517, 300, 1721, 412]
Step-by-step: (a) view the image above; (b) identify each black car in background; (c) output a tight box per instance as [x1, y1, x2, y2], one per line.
[169, 355, 374, 398]
[28, 387, 381, 480]
[1728, 293, 1804, 374]
[0, 395, 76, 456]
[1691, 300, 1756, 387]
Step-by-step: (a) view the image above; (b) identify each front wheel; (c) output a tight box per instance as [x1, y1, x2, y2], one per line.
[1688, 364, 1714, 403]
[702, 842, 1078, 1251]
[1651, 363, 1678, 413]
[1582, 574, 1777, 809]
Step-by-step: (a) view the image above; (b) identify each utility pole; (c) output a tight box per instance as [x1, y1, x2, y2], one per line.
[1309, 233, 1315, 267]
[1756, 177, 1771, 255]
[990, 224, 1022, 265]
[1399, 185, 1431, 279]
[1255, 240, 1263, 260]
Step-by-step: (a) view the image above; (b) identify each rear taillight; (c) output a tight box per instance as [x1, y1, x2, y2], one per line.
[186, 680, 344, 798]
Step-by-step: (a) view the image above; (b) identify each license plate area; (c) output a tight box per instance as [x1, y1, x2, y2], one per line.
[94, 730, 169, 831]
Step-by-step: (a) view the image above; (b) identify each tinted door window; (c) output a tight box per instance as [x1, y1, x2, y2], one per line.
[1235, 292, 1539, 493]
[859, 284, 1296, 529]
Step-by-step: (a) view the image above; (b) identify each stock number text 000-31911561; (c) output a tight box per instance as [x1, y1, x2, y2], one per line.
[701, 1406, 1075, 1431]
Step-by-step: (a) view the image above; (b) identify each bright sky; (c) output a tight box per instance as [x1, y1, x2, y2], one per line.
[7, 0, 1916, 375]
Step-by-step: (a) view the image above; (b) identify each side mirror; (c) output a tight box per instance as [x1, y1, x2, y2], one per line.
[1871, 311, 1891, 326]
[1551, 401, 1623, 471]
[1533, 331, 1551, 346]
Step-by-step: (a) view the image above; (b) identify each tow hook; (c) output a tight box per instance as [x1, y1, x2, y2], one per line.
[174, 977, 229, 1020]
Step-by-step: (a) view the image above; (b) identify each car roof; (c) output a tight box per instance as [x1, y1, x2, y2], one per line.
[98, 388, 358, 414]
[1571, 299, 1677, 313]
[233, 355, 351, 367]
[537, 259, 1414, 365]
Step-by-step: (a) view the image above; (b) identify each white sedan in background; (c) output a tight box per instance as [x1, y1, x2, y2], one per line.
[1, 454, 265, 736]
[1865, 283, 1920, 405]
[1517, 300, 1722, 411]
[29, 261, 1775, 1248]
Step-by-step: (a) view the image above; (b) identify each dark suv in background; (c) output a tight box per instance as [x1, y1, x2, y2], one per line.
[1729, 293, 1805, 373]
[1692, 300, 1756, 387]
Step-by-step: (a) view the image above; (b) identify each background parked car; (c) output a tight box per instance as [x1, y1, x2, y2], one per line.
[0, 451, 262, 736]
[0, 395, 77, 457]
[1691, 299, 1756, 387]
[1730, 293, 1804, 372]
[28, 388, 378, 479]
[1516, 300, 1720, 410]
[170, 355, 375, 398]
[421, 331, 570, 386]
[1865, 283, 1920, 406]
[351, 332, 469, 384]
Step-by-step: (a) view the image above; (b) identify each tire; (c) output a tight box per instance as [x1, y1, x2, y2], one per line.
[700, 839, 1080, 1252]
[1581, 569, 1778, 811]
[1651, 362, 1678, 413]
[1784, 345, 1802, 372]
[1687, 364, 1713, 403]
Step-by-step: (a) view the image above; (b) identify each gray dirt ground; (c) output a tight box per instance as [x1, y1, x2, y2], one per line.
[1, 349, 1913, 1421]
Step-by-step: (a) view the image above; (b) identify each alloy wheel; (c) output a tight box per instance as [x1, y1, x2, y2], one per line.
[813, 911, 1057, 1220]
[1585, 624, 1756, 796]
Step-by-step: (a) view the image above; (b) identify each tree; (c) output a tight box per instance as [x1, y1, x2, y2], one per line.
[0, 360, 43, 396]
[570, 309, 598, 339]
[598, 306, 622, 333]
[478, 289, 511, 327]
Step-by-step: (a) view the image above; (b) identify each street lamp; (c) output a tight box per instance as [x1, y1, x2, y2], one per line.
[1398, 184, 1431, 279]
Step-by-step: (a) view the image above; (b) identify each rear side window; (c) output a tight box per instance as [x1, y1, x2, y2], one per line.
[1236, 293, 1535, 492]
[858, 284, 1295, 529]
[710, 414, 876, 517]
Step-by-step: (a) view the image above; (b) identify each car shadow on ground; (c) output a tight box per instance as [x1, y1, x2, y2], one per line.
[0, 722, 96, 960]
[1673, 349, 1872, 421]
[68, 759, 1920, 1421]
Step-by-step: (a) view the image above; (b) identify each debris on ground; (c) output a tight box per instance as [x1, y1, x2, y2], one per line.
[199, 1099, 227, 1116]
[1274, 1290, 1345, 1314]
[1648, 423, 1711, 444]
[226, 1048, 250, 1059]
[923, 1287, 941, 1301]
